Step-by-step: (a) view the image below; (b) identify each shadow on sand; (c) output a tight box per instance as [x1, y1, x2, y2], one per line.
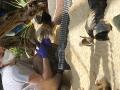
[89, 40, 115, 90]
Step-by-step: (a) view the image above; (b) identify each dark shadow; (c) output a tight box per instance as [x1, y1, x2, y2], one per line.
[69, 1, 89, 30]
[0, 74, 3, 90]
[89, 41, 111, 90]
[0, 0, 17, 12]
[71, 46, 89, 75]
[70, 64, 81, 90]
[113, 14, 120, 31]
[109, 40, 116, 90]
[66, 41, 82, 90]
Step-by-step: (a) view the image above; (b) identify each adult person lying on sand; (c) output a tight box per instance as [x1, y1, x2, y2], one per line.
[0, 38, 62, 90]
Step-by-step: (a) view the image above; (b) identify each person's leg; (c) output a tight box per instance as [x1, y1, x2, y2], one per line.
[42, 58, 53, 79]
[88, 0, 107, 23]
[86, 0, 112, 41]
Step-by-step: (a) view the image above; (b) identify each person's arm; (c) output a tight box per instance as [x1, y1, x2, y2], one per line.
[28, 73, 42, 84]
[52, 0, 64, 24]
[42, 58, 53, 80]
[36, 38, 53, 80]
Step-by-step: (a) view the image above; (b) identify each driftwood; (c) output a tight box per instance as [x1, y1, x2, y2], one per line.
[0, 0, 47, 38]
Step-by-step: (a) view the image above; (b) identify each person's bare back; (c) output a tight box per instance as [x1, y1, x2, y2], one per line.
[37, 74, 61, 90]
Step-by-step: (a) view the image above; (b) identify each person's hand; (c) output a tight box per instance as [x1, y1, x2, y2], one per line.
[36, 38, 51, 58]
[36, 44, 48, 58]
[41, 38, 52, 48]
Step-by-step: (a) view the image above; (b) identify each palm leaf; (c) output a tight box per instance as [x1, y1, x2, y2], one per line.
[2, 1, 22, 8]
[2, 0, 27, 8]
[20, 22, 33, 38]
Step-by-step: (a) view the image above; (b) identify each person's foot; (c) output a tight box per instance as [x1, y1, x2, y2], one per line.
[79, 36, 94, 46]
[93, 21, 112, 41]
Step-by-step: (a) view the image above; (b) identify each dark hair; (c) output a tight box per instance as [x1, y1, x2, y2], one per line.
[35, 12, 52, 24]
[41, 12, 51, 24]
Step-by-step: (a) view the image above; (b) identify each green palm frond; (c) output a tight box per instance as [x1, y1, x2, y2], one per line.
[3, 0, 28, 8]
[15, 0, 27, 7]
[10, 47, 25, 58]
[19, 22, 33, 49]
[21, 22, 33, 38]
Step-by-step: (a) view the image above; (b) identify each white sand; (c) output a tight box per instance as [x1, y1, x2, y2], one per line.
[49, 0, 120, 89]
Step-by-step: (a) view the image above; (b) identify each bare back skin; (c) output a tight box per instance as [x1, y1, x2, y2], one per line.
[38, 58, 61, 90]
[38, 74, 61, 90]
[29, 56, 62, 90]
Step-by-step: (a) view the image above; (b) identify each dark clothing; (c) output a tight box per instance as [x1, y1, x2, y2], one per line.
[86, 0, 108, 38]
[0, 74, 3, 90]
[88, 0, 107, 23]
[0, 0, 17, 13]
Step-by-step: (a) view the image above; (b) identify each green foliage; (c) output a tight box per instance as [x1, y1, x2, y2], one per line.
[9, 23, 34, 58]
[3, 0, 27, 8]
[21, 22, 33, 38]
[17, 0, 27, 7]
[9, 23, 33, 58]
[10, 48, 25, 58]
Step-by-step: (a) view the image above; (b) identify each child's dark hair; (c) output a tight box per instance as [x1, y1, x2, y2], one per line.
[41, 12, 52, 24]
[35, 12, 52, 24]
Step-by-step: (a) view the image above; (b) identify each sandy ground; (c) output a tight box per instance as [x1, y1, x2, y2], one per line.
[48, 0, 120, 90]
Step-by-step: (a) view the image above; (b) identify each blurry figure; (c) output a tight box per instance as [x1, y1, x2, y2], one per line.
[86, 0, 112, 40]
[0, 38, 62, 90]
[80, 0, 112, 46]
